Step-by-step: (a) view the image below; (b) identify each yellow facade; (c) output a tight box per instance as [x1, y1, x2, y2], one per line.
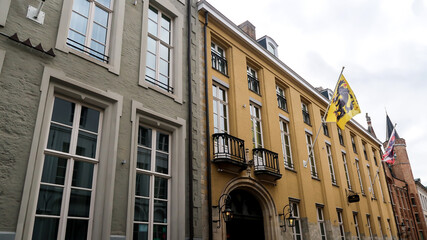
[199, 1, 398, 239]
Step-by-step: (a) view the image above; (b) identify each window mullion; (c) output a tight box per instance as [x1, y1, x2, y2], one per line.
[69, 104, 81, 155]
[85, 2, 95, 52]
[58, 159, 75, 240]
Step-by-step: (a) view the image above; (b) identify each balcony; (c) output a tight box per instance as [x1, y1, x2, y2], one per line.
[248, 75, 260, 94]
[253, 148, 282, 182]
[212, 133, 247, 173]
[211, 51, 228, 76]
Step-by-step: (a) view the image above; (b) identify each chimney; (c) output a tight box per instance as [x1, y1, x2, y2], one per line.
[238, 21, 256, 40]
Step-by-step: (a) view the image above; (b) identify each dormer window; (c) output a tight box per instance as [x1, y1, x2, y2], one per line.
[267, 43, 276, 56]
[257, 35, 278, 57]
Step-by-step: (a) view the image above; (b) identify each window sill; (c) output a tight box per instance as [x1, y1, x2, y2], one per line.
[285, 167, 297, 173]
[212, 67, 229, 78]
[312, 176, 320, 181]
[138, 80, 182, 104]
[278, 106, 288, 113]
[249, 89, 261, 96]
[304, 122, 312, 127]
[332, 183, 339, 188]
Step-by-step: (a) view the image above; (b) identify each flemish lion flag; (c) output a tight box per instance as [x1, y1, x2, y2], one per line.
[326, 74, 361, 129]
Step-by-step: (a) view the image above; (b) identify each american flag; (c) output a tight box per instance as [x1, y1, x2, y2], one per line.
[382, 128, 396, 164]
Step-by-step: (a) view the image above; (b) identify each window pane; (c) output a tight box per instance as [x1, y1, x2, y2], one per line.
[159, 59, 169, 77]
[145, 68, 156, 81]
[147, 37, 157, 54]
[90, 40, 106, 59]
[79, 106, 100, 133]
[76, 131, 98, 158]
[160, 28, 170, 44]
[70, 12, 88, 35]
[146, 52, 156, 69]
[36, 185, 63, 216]
[159, 44, 169, 61]
[137, 147, 151, 170]
[91, 23, 107, 44]
[157, 132, 169, 152]
[68, 189, 91, 217]
[133, 223, 148, 240]
[138, 126, 152, 147]
[158, 75, 169, 88]
[72, 0, 90, 16]
[96, 0, 111, 8]
[136, 173, 150, 197]
[148, 20, 157, 36]
[155, 152, 168, 174]
[148, 6, 158, 21]
[68, 30, 86, 49]
[47, 123, 72, 153]
[154, 177, 168, 199]
[72, 161, 94, 188]
[153, 200, 167, 223]
[161, 15, 170, 30]
[32, 217, 59, 240]
[52, 98, 75, 126]
[41, 155, 67, 185]
[134, 198, 149, 222]
[65, 219, 88, 240]
[94, 6, 109, 26]
[153, 224, 167, 240]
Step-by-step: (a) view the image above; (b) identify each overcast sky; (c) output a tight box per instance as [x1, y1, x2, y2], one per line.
[210, 0, 427, 185]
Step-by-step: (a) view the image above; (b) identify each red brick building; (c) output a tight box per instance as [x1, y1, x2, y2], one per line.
[382, 115, 427, 239]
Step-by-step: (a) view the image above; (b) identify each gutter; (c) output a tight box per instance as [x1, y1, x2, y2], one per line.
[187, 0, 194, 238]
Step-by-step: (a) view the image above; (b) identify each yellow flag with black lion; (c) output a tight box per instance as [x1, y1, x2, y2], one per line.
[326, 74, 361, 129]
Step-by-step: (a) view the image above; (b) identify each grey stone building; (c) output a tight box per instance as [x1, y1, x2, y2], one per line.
[0, 0, 203, 239]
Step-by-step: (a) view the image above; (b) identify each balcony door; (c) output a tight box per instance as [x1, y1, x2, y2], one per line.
[213, 84, 229, 155]
[226, 189, 265, 240]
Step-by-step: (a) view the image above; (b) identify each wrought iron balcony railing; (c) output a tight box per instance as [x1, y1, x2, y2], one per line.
[277, 94, 288, 112]
[248, 75, 260, 94]
[212, 133, 246, 172]
[66, 38, 109, 63]
[211, 51, 228, 76]
[252, 148, 282, 181]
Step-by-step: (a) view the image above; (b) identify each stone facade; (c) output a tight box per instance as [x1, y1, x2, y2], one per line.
[0, 0, 203, 239]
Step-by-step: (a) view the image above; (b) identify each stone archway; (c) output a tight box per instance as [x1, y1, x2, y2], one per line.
[218, 177, 281, 240]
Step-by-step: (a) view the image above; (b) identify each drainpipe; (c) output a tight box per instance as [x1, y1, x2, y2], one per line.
[203, 11, 214, 240]
[187, 0, 194, 239]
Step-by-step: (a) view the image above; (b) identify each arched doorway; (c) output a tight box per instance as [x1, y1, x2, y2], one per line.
[226, 189, 265, 240]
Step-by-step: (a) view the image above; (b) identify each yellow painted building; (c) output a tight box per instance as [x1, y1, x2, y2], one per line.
[197, 1, 398, 240]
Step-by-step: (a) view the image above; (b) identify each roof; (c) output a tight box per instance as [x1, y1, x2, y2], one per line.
[197, 0, 383, 146]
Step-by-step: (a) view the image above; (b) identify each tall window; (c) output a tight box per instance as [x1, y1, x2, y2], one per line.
[211, 42, 227, 75]
[145, 6, 173, 93]
[372, 148, 378, 166]
[306, 133, 317, 178]
[250, 104, 263, 149]
[133, 126, 170, 240]
[337, 210, 346, 240]
[353, 213, 360, 240]
[367, 165, 375, 199]
[67, 0, 113, 62]
[247, 66, 259, 94]
[291, 202, 303, 240]
[212, 84, 228, 134]
[377, 217, 384, 239]
[355, 159, 364, 194]
[337, 128, 344, 146]
[33, 97, 101, 240]
[326, 144, 336, 184]
[367, 215, 373, 240]
[301, 102, 310, 125]
[280, 119, 293, 169]
[276, 85, 287, 112]
[342, 152, 352, 190]
[351, 135, 357, 153]
[322, 113, 329, 137]
[362, 142, 368, 160]
[387, 219, 393, 239]
[317, 207, 327, 240]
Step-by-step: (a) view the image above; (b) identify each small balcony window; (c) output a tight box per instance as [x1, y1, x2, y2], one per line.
[211, 42, 228, 75]
[247, 66, 259, 94]
[276, 86, 287, 112]
[301, 102, 310, 125]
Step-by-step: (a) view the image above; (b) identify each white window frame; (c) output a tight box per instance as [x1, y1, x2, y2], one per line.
[211, 42, 227, 75]
[337, 210, 346, 240]
[280, 119, 293, 169]
[301, 102, 310, 125]
[276, 85, 288, 112]
[342, 152, 352, 190]
[351, 135, 357, 153]
[377, 217, 384, 239]
[353, 213, 360, 240]
[367, 215, 373, 240]
[0, 0, 11, 26]
[367, 164, 376, 199]
[355, 159, 364, 194]
[212, 84, 229, 134]
[126, 100, 186, 240]
[362, 142, 368, 160]
[250, 103, 263, 149]
[337, 128, 344, 146]
[306, 133, 317, 178]
[247, 65, 259, 94]
[15, 66, 122, 240]
[326, 143, 336, 184]
[138, 0, 184, 103]
[55, 0, 125, 74]
[290, 202, 303, 240]
[317, 206, 327, 240]
[387, 219, 393, 239]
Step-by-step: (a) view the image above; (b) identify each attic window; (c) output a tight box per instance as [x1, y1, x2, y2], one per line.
[267, 42, 276, 56]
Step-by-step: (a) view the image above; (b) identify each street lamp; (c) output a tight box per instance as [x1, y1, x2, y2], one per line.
[213, 194, 233, 228]
[279, 204, 296, 232]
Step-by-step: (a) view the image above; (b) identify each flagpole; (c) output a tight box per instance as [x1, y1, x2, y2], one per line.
[308, 67, 345, 159]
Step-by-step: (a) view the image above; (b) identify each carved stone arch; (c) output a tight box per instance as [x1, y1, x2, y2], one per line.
[217, 177, 281, 240]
